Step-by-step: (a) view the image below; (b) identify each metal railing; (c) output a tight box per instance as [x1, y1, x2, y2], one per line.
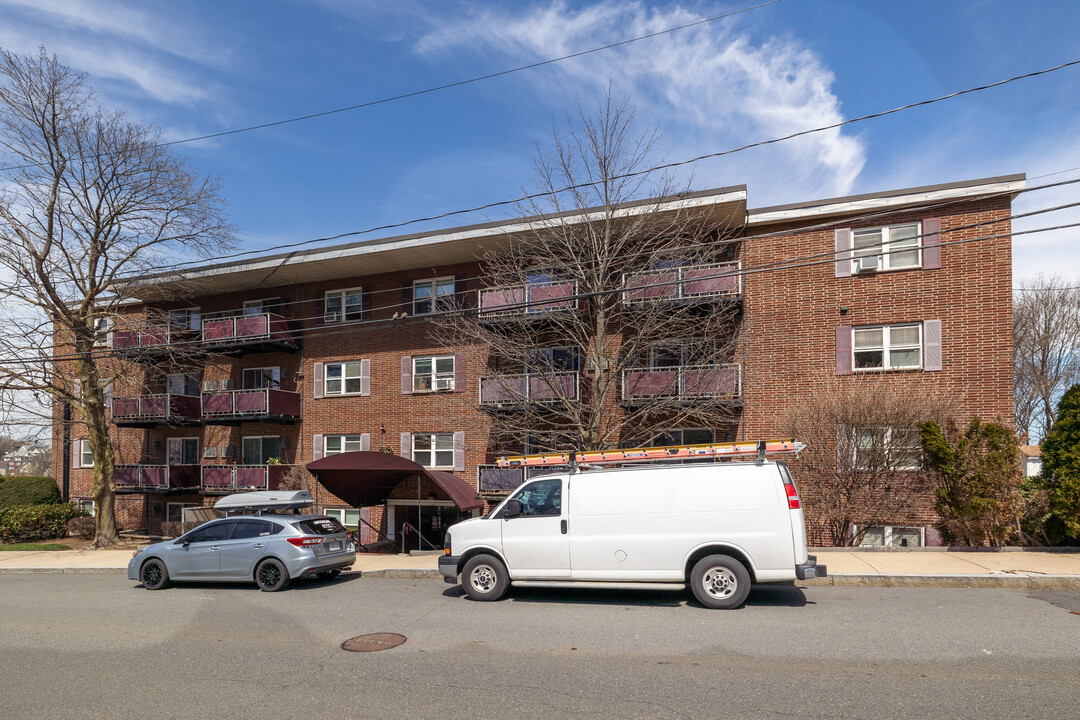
[114, 464, 200, 491]
[477, 464, 570, 493]
[623, 261, 741, 305]
[478, 371, 579, 406]
[622, 363, 742, 401]
[110, 394, 200, 423]
[201, 388, 301, 420]
[200, 464, 283, 492]
[201, 312, 294, 345]
[478, 281, 578, 318]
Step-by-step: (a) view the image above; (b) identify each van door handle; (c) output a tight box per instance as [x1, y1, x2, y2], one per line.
[561, 520, 567, 535]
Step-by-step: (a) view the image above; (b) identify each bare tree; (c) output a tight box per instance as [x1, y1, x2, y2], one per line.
[779, 377, 955, 546]
[1013, 275, 1080, 442]
[437, 91, 743, 454]
[0, 49, 233, 547]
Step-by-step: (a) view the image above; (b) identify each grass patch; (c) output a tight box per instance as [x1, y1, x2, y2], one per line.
[0, 542, 69, 551]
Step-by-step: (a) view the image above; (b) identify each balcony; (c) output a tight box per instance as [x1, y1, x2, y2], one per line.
[622, 363, 742, 404]
[110, 325, 199, 358]
[479, 372, 579, 409]
[477, 464, 570, 494]
[623, 262, 741, 308]
[200, 464, 286, 494]
[111, 394, 201, 427]
[114, 464, 201, 493]
[477, 281, 577, 322]
[201, 312, 298, 354]
[201, 388, 301, 424]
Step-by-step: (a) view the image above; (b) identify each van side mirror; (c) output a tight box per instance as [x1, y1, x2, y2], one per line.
[503, 499, 522, 519]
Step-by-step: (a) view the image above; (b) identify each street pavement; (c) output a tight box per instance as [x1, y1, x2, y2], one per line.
[2, 547, 1079, 587]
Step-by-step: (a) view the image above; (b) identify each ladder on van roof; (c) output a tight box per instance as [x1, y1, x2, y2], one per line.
[496, 439, 805, 468]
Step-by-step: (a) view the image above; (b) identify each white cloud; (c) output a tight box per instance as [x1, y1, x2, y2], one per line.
[414, 1, 865, 203]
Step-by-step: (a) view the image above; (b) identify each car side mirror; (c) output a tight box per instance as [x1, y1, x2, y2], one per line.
[181, 539, 191, 548]
[503, 499, 522, 519]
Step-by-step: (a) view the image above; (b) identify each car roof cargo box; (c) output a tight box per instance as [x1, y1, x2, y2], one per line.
[214, 490, 314, 514]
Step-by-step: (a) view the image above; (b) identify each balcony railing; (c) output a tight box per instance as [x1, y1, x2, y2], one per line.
[114, 464, 201, 492]
[477, 464, 570, 494]
[201, 312, 296, 349]
[478, 281, 577, 319]
[479, 372, 579, 406]
[111, 394, 201, 425]
[622, 363, 742, 402]
[200, 464, 286, 493]
[111, 324, 197, 353]
[623, 262, 741, 306]
[201, 388, 301, 422]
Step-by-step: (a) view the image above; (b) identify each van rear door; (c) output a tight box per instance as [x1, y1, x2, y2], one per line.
[777, 462, 809, 564]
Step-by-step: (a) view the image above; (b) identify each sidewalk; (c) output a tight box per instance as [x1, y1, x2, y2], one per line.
[2, 548, 1079, 589]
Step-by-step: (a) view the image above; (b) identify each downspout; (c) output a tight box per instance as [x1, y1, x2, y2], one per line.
[61, 402, 71, 502]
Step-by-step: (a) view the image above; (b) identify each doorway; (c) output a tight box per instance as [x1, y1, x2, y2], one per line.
[390, 502, 470, 552]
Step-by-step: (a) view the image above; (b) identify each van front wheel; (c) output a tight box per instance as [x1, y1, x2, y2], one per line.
[461, 554, 509, 601]
[690, 555, 750, 609]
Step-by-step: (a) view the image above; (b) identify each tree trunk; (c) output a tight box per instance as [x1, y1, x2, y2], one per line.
[76, 350, 121, 548]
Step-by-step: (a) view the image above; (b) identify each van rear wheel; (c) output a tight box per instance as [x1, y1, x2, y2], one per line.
[690, 555, 750, 609]
[461, 554, 509, 601]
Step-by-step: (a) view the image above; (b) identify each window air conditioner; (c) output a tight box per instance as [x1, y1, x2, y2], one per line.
[202, 380, 218, 392]
[324, 311, 340, 323]
[220, 446, 236, 458]
[203, 447, 218, 458]
[221, 379, 236, 390]
[435, 377, 454, 391]
[856, 256, 880, 273]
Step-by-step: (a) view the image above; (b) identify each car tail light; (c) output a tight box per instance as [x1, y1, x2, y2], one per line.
[287, 536, 324, 547]
[346, 531, 355, 544]
[783, 479, 801, 510]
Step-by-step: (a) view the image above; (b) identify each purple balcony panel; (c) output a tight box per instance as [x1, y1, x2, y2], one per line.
[479, 466, 524, 493]
[141, 327, 169, 347]
[111, 330, 140, 349]
[170, 394, 201, 419]
[267, 389, 301, 416]
[234, 390, 269, 413]
[529, 373, 577, 401]
[625, 369, 679, 398]
[202, 466, 233, 489]
[683, 265, 738, 296]
[235, 314, 270, 339]
[114, 466, 139, 487]
[529, 282, 575, 311]
[141, 466, 168, 490]
[142, 395, 167, 416]
[235, 466, 268, 489]
[169, 465, 200, 489]
[683, 366, 740, 397]
[111, 397, 140, 418]
[267, 314, 294, 342]
[480, 376, 527, 404]
[480, 287, 525, 315]
[626, 271, 677, 302]
[202, 318, 234, 342]
[202, 392, 234, 415]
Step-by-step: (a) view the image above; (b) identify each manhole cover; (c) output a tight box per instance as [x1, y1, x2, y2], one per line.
[341, 633, 407, 652]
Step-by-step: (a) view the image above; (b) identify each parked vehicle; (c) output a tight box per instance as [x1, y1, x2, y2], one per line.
[128, 490, 356, 592]
[439, 460, 825, 608]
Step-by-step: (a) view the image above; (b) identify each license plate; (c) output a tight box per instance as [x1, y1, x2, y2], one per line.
[327, 541, 342, 552]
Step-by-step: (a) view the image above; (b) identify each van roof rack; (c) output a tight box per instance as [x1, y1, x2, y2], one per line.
[496, 439, 805, 468]
[214, 490, 314, 515]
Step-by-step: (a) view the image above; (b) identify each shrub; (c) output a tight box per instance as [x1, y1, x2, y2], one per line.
[67, 515, 96, 540]
[0, 503, 87, 543]
[0, 476, 59, 510]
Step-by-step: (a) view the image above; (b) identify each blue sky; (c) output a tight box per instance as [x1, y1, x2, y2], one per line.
[1, 0, 1078, 281]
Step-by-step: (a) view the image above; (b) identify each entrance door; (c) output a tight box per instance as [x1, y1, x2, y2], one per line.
[394, 504, 467, 552]
[500, 477, 571, 578]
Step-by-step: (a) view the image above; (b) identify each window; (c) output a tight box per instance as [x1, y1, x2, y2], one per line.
[509, 477, 562, 517]
[413, 277, 455, 316]
[412, 433, 454, 468]
[647, 338, 711, 369]
[242, 367, 281, 390]
[168, 307, 201, 330]
[413, 355, 455, 392]
[324, 435, 367, 455]
[325, 288, 363, 323]
[230, 520, 278, 539]
[649, 428, 715, 447]
[78, 439, 93, 468]
[853, 324, 922, 370]
[325, 361, 366, 395]
[167, 438, 200, 465]
[242, 436, 280, 465]
[74, 499, 95, 516]
[325, 507, 360, 528]
[182, 520, 235, 544]
[525, 347, 578, 372]
[852, 223, 921, 272]
[243, 298, 281, 315]
[166, 373, 200, 396]
[166, 502, 196, 523]
[857, 525, 925, 548]
[853, 427, 923, 471]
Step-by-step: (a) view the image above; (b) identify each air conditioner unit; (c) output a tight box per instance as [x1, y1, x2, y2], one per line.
[323, 311, 340, 324]
[220, 446, 236, 458]
[856, 255, 880, 273]
[203, 447, 218, 458]
[221, 379, 236, 390]
[435, 377, 454, 391]
[202, 380, 218, 392]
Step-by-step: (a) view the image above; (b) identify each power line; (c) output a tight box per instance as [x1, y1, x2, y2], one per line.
[0, 1, 782, 174]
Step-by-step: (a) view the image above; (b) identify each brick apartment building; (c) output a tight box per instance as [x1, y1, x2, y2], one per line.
[52, 174, 1021, 547]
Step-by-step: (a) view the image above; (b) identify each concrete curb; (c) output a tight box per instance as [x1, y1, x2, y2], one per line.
[0, 567, 125, 575]
[804, 574, 1080, 590]
[360, 569, 442, 579]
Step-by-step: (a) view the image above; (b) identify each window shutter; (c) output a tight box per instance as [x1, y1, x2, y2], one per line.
[834, 229, 852, 278]
[453, 431, 465, 472]
[400, 432, 411, 458]
[836, 326, 853, 375]
[923, 319, 942, 371]
[361, 433, 370, 452]
[73, 379, 81, 399]
[922, 218, 941, 270]
[103, 381, 113, 411]
[313, 362, 324, 399]
[360, 359, 371, 397]
[401, 357, 412, 395]
[71, 440, 80, 469]
[312, 434, 323, 461]
[453, 353, 464, 392]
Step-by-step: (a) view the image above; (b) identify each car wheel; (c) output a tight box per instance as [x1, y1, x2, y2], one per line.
[316, 569, 342, 580]
[690, 555, 750, 609]
[461, 554, 509, 601]
[140, 558, 170, 590]
[255, 558, 290, 592]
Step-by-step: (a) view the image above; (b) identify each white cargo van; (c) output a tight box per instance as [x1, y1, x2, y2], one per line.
[439, 460, 825, 608]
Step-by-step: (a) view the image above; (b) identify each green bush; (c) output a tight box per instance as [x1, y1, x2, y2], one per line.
[0, 476, 60, 510]
[0, 504, 86, 543]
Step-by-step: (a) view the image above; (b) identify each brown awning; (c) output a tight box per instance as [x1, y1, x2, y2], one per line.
[306, 451, 484, 511]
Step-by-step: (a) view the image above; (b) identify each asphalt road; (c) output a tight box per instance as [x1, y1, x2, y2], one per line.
[1, 575, 1078, 719]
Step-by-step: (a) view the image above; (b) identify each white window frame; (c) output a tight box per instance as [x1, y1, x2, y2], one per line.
[324, 287, 364, 323]
[413, 277, 455, 316]
[851, 222, 922, 273]
[167, 502, 198, 523]
[243, 298, 280, 315]
[853, 323, 922, 371]
[74, 499, 95, 516]
[324, 361, 366, 396]
[649, 428, 715, 447]
[324, 435, 367, 455]
[78, 439, 94, 468]
[413, 355, 455, 392]
[167, 437, 201, 466]
[242, 436, 280, 465]
[856, 524, 926, 548]
[853, 427, 923, 472]
[412, 432, 455, 469]
[168, 307, 202, 330]
[324, 507, 361, 528]
[241, 366, 281, 390]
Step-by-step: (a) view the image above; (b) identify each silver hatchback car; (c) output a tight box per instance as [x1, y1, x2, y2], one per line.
[128, 491, 356, 592]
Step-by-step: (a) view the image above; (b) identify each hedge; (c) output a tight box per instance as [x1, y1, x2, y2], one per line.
[0, 476, 60, 510]
[0, 504, 86, 543]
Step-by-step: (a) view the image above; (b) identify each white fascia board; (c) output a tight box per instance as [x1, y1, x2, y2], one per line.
[174, 189, 747, 284]
[746, 179, 1025, 225]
